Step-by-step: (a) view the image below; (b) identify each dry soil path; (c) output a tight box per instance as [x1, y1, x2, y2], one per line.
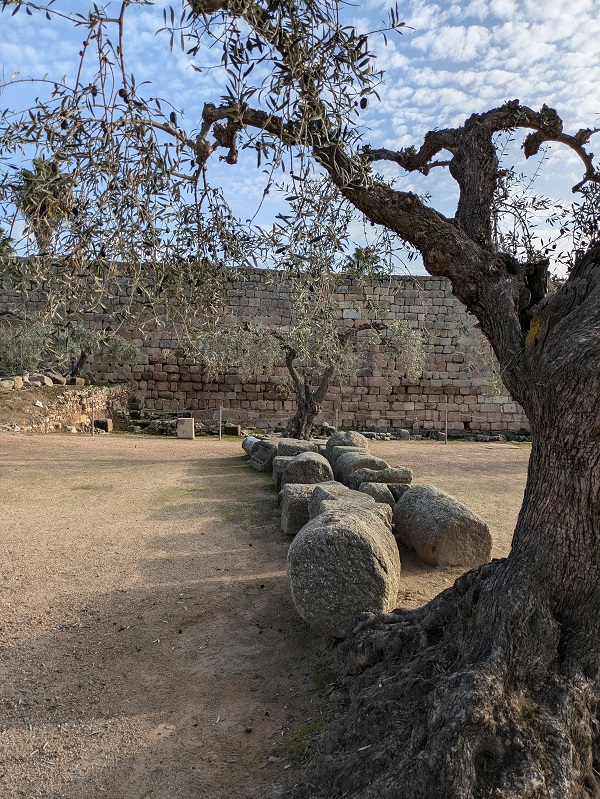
[0, 433, 530, 798]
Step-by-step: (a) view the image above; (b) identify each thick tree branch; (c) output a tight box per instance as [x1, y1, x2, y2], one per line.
[364, 128, 461, 174]
[188, 2, 598, 410]
[365, 100, 599, 193]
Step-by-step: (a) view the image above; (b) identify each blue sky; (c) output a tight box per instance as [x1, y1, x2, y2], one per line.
[1, 0, 599, 273]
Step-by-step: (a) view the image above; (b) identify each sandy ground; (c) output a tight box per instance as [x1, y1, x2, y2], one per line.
[0, 432, 530, 798]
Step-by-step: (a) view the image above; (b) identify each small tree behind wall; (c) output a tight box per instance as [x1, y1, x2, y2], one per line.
[198, 182, 424, 439]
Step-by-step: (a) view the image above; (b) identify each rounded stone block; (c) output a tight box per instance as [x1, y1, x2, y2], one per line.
[276, 438, 320, 457]
[287, 508, 401, 638]
[334, 452, 390, 485]
[393, 484, 492, 567]
[280, 451, 334, 488]
[324, 431, 370, 461]
[358, 482, 396, 509]
[347, 466, 413, 491]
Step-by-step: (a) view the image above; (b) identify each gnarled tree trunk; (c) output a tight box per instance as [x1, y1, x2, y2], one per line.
[283, 347, 334, 440]
[193, 20, 600, 788]
[283, 251, 600, 799]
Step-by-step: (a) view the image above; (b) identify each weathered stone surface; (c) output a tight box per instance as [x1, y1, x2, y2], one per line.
[316, 498, 392, 528]
[29, 373, 53, 387]
[241, 435, 260, 456]
[393, 484, 492, 567]
[359, 482, 396, 509]
[287, 508, 401, 638]
[280, 452, 334, 489]
[248, 439, 278, 472]
[12, 376, 24, 389]
[327, 445, 369, 470]
[308, 481, 364, 519]
[389, 483, 412, 502]
[0, 378, 14, 392]
[176, 417, 194, 439]
[398, 429, 411, 440]
[272, 455, 295, 490]
[324, 431, 370, 462]
[347, 465, 413, 491]
[279, 483, 314, 537]
[277, 438, 320, 457]
[334, 452, 390, 484]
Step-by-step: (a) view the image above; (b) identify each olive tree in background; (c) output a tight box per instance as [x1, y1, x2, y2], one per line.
[1, 2, 599, 797]
[200, 181, 424, 439]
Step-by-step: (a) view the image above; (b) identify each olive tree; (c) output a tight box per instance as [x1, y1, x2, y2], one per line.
[196, 179, 424, 438]
[1, 2, 599, 797]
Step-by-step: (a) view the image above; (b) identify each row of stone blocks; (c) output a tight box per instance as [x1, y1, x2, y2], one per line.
[242, 432, 492, 639]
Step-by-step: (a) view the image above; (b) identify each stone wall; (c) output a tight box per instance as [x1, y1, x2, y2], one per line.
[84, 269, 529, 434]
[0, 383, 129, 433]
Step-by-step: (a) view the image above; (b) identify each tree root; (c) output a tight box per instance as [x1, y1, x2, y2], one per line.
[283, 561, 600, 799]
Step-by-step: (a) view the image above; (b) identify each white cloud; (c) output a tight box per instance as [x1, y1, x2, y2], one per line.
[1, 0, 599, 241]
[413, 24, 492, 61]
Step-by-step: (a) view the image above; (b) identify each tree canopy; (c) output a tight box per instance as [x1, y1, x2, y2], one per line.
[1, 2, 599, 798]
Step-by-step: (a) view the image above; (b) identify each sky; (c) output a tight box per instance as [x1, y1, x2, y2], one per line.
[1, 0, 599, 274]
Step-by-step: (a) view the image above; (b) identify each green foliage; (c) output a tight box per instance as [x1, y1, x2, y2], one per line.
[0, 315, 139, 375]
[12, 158, 73, 253]
[345, 246, 385, 277]
[0, 318, 49, 372]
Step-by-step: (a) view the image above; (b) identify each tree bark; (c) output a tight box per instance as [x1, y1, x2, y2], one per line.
[283, 346, 334, 439]
[283, 251, 600, 799]
[187, 4, 600, 789]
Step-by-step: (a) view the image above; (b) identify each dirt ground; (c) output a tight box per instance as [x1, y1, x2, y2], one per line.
[0, 430, 531, 799]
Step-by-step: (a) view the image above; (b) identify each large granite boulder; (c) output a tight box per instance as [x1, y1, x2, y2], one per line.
[308, 481, 367, 518]
[272, 456, 295, 490]
[307, 481, 392, 527]
[334, 451, 389, 484]
[287, 508, 401, 638]
[393, 484, 492, 567]
[324, 431, 370, 462]
[277, 438, 320, 456]
[316, 499, 392, 528]
[347, 465, 413, 491]
[280, 452, 334, 488]
[358, 482, 397, 509]
[327, 444, 369, 470]
[279, 484, 315, 537]
[389, 483, 412, 502]
[248, 439, 278, 472]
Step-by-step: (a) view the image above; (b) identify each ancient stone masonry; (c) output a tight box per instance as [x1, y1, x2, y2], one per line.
[0, 383, 128, 433]
[0, 266, 528, 432]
